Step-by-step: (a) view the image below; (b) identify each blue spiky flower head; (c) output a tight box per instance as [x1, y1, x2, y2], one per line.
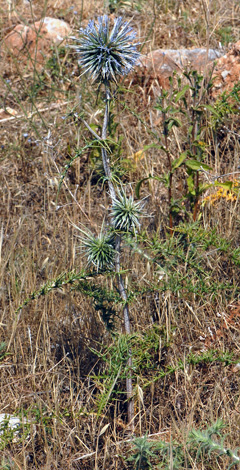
[72, 15, 140, 83]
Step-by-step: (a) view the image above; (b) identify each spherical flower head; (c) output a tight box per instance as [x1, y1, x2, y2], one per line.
[73, 223, 115, 272]
[82, 230, 115, 272]
[72, 15, 140, 83]
[111, 190, 144, 234]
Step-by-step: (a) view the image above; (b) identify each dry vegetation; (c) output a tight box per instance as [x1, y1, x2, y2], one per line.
[0, 0, 240, 468]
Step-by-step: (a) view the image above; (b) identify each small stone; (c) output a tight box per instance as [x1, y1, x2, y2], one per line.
[221, 70, 231, 80]
[211, 40, 240, 97]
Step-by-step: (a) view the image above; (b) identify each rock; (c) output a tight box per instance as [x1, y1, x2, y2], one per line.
[0, 106, 18, 120]
[2, 17, 71, 67]
[133, 44, 240, 98]
[0, 413, 32, 442]
[141, 48, 222, 71]
[136, 50, 181, 89]
[0, 414, 24, 436]
[132, 48, 224, 91]
[212, 41, 240, 97]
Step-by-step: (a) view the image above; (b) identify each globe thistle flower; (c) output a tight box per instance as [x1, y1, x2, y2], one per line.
[73, 223, 115, 272]
[71, 15, 140, 83]
[111, 190, 144, 234]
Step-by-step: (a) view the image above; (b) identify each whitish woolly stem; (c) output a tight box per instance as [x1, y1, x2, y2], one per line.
[101, 86, 116, 202]
[101, 83, 134, 429]
[115, 235, 134, 427]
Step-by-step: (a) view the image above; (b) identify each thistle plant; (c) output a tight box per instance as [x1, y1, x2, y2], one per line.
[112, 190, 144, 234]
[127, 421, 240, 469]
[189, 420, 240, 468]
[72, 16, 141, 429]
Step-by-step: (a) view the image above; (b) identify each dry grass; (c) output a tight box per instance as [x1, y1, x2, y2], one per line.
[0, 0, 240, 468]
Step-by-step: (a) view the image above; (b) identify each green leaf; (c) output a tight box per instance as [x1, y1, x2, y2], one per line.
[142, 143, 166, 153]
[203, 104, 221, 118]
[214, 181, 233, 190]
[198, 183, 212, 195]
[187, 174, 195, 193]
[135, 174, 163, 198]
[200, 162, 213, 170]
[174, 84, 190, 102]
[89, 123, 99, 132]
[135, 176, 153, 198]
[167, 117, 182, 130]
[185, 159, 212, 171]
[172, 152, 188, 170]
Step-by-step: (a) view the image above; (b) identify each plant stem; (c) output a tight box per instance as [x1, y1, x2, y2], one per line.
[101, 85, 116, 202]
[101, 83, 134, 430]
[115, 235, 134, 426]
[191, 78, 200, 222]
[163, 114, 173, 235]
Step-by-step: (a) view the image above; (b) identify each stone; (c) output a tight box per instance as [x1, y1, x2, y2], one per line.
[141, 48, 222, 71]
[130, 44, 240, 98]
[211, 40, 240, 97]
[0, 414, 24, 436]
[0, 107, 18, 120]
[0, 413, 33, 442]
[2, 17, 71, 67]
[131, 48, 223, 91]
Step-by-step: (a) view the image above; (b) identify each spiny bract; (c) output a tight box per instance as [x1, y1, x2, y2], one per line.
[111, 190, 144, 234]
[71, 15, 140, 83]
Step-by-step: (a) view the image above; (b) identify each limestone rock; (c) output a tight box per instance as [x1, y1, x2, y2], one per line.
[132, 44, 240, 98]
[132, 48, 223, 90]
[2, 17, 71, 67]
[212, 41, 240, 96]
